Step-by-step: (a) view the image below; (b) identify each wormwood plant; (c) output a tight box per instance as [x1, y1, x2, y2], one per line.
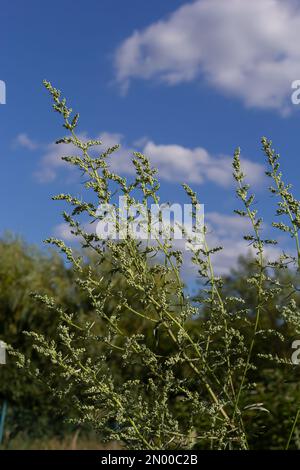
[10, 82, 300, 450]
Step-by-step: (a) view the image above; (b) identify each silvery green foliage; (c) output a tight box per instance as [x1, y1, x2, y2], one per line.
[10, 82, 300, 450]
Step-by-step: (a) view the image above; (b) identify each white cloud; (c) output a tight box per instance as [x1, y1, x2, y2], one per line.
[53, 221, 96, 242]
[33, 131, 264, 188]
[175, 211, 281, 279]
[173, 212, 255, 279]
[34, 142, 71, 183]
[14, 133, 39, 150]
[13, 132, 83, 183]
[53, 222, 77, 242]
[206, 211, 252, 237]
[205, 213, 255, 275]
[34, 133, 97, 183]
[100, 134, 264, 188]
[141, 141, 264, 187]
[115, 0, 300, 112]
[205, 212, 281, 274]
[160, 211, 281, 278]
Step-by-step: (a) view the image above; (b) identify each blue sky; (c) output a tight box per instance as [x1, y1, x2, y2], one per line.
[1, 0, 300, 275]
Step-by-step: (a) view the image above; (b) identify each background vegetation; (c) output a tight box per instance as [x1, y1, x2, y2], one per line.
[1, 237, 300, 449]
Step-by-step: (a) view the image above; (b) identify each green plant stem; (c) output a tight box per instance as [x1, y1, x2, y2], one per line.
[286, 408, 300, 450]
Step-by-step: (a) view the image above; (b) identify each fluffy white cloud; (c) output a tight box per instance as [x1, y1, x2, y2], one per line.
[32, 131, 264, 188]
[107, 136, 264, 188]
[115, 0, 300, 111]
[141, 141, 264, 187]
